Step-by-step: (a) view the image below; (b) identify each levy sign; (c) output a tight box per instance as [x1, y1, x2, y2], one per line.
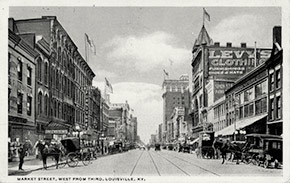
[207, 47, 271, 80]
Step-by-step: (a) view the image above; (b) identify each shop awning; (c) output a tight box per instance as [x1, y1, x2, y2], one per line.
[215, 114, 267, 137]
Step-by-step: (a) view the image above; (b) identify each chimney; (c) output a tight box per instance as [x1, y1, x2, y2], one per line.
[273, 26, 281, 47]
[214, 42, 220, 47]
[226, 42, 232, 47]
[241, 43, 247, 48]
[8, 18, 15, 31]
[42, 16, 57, 20]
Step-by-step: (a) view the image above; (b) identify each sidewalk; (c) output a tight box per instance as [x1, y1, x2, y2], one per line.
[8, 153, 109, 176]
[8, 155, 57, 176]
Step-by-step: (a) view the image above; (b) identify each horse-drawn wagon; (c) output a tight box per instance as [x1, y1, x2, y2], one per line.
[197, 131, 215, 159]
[243, 134, 282, 168]
[60, 137, 92, 168]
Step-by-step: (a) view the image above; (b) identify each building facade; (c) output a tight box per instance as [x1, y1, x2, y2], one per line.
[213, 26, 282, 140]
[162, 74, 191, 142]
[266, 26, 282, 136]
[190, 25, 272, 139]
[8, 27, 38, 144]
[10, 16, 96, 141]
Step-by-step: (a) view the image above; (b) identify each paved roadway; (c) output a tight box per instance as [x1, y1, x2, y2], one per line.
[28, 149, 282, 176]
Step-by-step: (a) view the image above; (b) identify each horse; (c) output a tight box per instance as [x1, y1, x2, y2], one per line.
[37, 142, 62, 169]
[213, 139, 242, 164]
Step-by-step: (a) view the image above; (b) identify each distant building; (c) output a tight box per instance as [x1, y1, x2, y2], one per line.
[162, 74, 191, 142]
[109, 102, 130, 141]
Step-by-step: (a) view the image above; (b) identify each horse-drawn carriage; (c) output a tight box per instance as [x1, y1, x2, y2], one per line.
[197, 131, 215, 159]
[59, 137, 92, 168]
[242, 134, 282, 168]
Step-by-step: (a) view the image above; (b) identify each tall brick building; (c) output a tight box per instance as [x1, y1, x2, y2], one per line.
[9, 16, 96, 141]
[162, 74, 191, 142]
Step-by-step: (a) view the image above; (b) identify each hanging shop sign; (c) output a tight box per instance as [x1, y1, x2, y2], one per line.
[45, 129, 68, 134]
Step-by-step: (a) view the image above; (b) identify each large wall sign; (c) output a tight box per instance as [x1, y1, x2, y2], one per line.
[207, 47, 271, 80]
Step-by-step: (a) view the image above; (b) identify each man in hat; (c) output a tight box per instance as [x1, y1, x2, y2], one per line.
[18, 144, 26, 170]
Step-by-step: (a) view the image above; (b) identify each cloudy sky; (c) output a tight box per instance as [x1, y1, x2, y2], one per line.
[9, 6, 281, 143]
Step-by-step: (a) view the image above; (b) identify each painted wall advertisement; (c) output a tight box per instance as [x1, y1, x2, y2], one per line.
[207, 47, 271, 80]
[214, 81, 234, 102]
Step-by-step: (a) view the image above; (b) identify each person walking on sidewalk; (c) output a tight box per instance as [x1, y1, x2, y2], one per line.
[18, 144, 26, 170]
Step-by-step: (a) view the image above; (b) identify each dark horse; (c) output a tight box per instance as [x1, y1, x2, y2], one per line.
[37, 143, 62, 169]
[213, 139, 242, 164]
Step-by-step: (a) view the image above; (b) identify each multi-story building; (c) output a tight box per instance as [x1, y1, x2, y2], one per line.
[8, 26, 38, 144]
[162, 74, 191, 142]
[216, 62, 268, 140]
[213, 26, 282, 140]
[265, 26, 282, 136]
[157, 123, 162, 143]
[190, 25, 272, 139]
[101, 96, 110, 136]
[131, 117, 138, 143]
[10, 16, 96, 140]
[84, 87, 101, 139]
[170, 107, 188, 141]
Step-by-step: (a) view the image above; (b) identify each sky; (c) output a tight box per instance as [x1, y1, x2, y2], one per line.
[9, 7, 281, 143]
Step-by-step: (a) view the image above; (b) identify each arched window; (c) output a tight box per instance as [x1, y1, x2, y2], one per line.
[54, 100, 57, 117]
[57, 47, 61, 64]
[44, 62, 48, 85]
[37, 58, 42, 82]
[38, 92, 43, 115]
[58, 102, 61, 118]
[45, 94, 49, 116]
[56, 70, 59, 90]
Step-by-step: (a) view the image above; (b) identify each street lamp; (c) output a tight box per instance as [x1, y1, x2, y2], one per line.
[75, 124, 81, 147]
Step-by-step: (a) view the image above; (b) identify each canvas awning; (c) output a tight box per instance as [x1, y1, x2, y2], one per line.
[215, 114, 267, 137]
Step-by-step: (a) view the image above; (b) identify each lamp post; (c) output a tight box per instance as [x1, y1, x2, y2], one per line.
[75, 124, 81, 146]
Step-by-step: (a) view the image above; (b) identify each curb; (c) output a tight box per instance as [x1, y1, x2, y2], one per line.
[8, 154, 108, 176]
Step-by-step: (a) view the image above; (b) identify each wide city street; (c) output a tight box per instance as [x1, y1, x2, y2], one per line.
[28, 149, 282, 177]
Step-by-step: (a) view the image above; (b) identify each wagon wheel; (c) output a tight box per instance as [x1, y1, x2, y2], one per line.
[251, 154, 259, 165]
[67, 152, 79, 167]
[263, 160, 269, 169]
[82, 153, 91, 166]
[57, 152, 66, 168]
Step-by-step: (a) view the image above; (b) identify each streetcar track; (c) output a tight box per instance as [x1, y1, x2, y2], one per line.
[147, 150, 161, 176]
[153, 151, 190, 176]
[165, 152, 221, 176]
[130, 150, 144, 176]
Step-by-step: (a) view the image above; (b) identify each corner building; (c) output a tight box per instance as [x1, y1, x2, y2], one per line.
[190, 25, 272, 139]
[8, 27, 38, 143]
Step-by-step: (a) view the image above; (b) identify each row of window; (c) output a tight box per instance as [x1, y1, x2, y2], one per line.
[8, 89, 33, 116]
[269, 67, 281, 91]
[237, 80, 268, 105]
[269, 95, 282, 120]
[10, 55, 33, 87]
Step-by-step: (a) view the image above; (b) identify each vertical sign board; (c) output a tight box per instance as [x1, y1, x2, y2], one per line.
[207, 47, 271, 80]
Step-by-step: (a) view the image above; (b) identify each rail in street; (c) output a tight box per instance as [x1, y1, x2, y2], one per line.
[24, 149, 282, 177]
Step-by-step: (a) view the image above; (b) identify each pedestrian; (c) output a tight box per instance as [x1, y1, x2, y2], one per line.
[18, 144, 26, 171]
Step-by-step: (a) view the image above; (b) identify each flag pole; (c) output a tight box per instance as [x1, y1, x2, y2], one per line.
[202, 8, 205, 27]
[85, 34, 88, 62]
[254, 41, 257, 67]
